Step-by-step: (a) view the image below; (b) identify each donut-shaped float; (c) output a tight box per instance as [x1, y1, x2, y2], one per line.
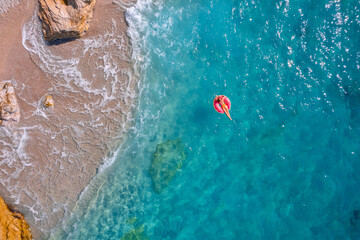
[213, 95, 231, 113]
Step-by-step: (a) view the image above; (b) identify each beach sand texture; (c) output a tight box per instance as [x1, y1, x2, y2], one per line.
[0, 0, 137, 238]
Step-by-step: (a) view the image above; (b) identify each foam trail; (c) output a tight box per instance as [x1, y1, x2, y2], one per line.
[39, 0, 360, 238]
[0, 4, 138, 237]
[0, 0, 20, 14]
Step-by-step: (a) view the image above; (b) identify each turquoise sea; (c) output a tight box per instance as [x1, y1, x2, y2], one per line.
[58, 0, 360, 239]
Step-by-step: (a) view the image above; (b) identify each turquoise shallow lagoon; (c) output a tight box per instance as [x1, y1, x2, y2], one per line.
[59, 0, 360, 239]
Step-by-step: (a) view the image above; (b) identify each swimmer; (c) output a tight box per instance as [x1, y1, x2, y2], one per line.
[215, 95, 232, 120]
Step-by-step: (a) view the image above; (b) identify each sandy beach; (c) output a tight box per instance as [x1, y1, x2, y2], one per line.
[0, 0, 137, 238]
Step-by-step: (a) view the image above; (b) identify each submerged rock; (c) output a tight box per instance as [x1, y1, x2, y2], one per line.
[351, 209, 360, 227]
[121, 226, 149, 240]
[43, 94, 54, 108]
[0, 197, 32, 240]
[38, 0, 96, 41]
[149, 139, 186, 194]
[0, 82, 20, 126]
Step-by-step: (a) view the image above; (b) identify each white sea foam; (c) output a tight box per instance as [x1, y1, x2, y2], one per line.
[0, 124, 32, 205]
[0, 0, 20, 14]
[22, 12, 137, 134]
[113, 0, 137, 9]
[44, 0, 159, 237]
[0, 4, 139, 236]
[3, 0, 171, 236]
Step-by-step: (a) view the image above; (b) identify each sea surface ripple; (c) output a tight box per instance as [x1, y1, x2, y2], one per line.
[57, 0, 360, 239]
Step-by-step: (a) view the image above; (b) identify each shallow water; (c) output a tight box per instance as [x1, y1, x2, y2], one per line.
[58, 0, 360, 239]
[0, 5, 136, 235]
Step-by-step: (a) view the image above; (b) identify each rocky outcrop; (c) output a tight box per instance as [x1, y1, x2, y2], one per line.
[0, 82, 20, 126]
[149, 139, 186, 193]
[38, 0, 96, 41]
[43, 94, 54, 108]
[0, 197, 32, 240]
[121, 226, 149, 240]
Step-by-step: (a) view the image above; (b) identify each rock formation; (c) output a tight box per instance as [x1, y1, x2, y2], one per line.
[38, 0, 96, 41]
[43, 94, 54, 108]
[149, 139, 186, 193]
[121, 226, 149, 240]
[0, 197, 32, 240]
[0, 82, 20, 126]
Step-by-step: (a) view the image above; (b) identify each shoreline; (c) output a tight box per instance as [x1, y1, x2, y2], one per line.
[0, 0, 138, 238]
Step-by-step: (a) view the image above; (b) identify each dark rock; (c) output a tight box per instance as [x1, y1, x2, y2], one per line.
[149, 139, 186, 194]
[0, 82, 20, 126]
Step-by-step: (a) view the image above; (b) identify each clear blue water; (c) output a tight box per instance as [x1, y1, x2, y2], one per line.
[59, 0, 360, 239]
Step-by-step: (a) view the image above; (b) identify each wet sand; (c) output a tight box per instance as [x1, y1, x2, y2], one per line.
[0, 0, 137, 238]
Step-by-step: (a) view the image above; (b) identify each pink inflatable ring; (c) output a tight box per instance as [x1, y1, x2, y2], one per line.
[213, 95, 231, 113]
